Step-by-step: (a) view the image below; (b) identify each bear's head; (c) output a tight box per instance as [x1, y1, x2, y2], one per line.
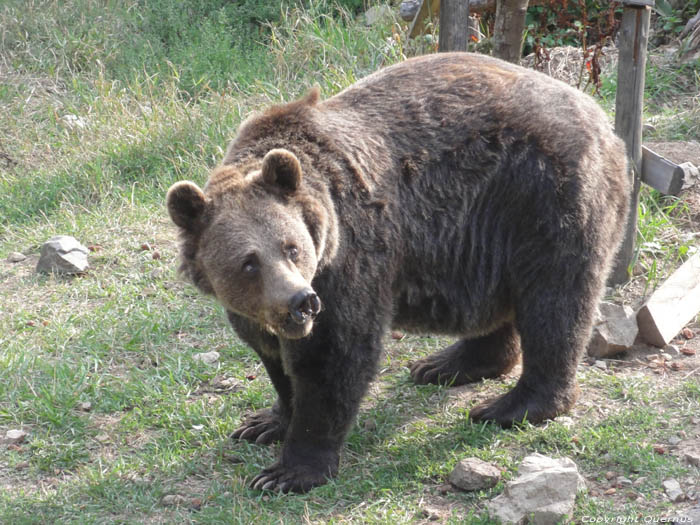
[167, 148, 334, 339]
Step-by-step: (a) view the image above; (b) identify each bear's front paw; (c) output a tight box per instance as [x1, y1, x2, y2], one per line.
[251, 461, 335, 493]
[231, 409, 287, 445]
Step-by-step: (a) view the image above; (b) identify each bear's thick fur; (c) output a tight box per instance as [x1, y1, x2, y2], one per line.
[167, 52, 629, 493]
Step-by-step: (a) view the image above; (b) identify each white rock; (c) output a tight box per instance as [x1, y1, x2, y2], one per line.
[36, 235, 89, 275]
[487, 454, 585, 525]
[5, 429, 28, 444]
[193, 351, 220, 365]
[593, 360, 607, 370]
[663, 478, 684, 503]
[587, 302, 638, 357]
[7, 252, 26, 263]
[161, 494, 187, 506]
[680, 162, 699, 190]
[61, 114, 87, 130]
[448, 457, 501, 491]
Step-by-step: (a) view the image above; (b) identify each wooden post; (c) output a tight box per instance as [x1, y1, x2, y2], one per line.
[439, 0, 470, 51]
[609, 1, 652, 285]
[492, 0, 529, 63]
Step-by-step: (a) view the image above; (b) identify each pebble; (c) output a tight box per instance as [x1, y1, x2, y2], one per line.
[7, 252, 26, 263]
[594, 360, 607, 370]
[633, 476, 647, 486]
[5, 429, 28, 444]
[663, 479, 685, 503]
[161, 494, 187, 506]
[193, 351, 220, 365]
[668, 436, 682, 446]
[617, 477, 633, 487]
[79, 401, 92, 412]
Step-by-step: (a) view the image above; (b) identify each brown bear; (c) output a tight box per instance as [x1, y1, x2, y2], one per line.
[166, 52, 629, 493]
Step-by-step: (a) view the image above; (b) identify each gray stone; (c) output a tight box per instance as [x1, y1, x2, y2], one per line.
[5, 429, 28, 444]
[668, 435, 682, 447]
[616, 476, 633, 487]
[448, 457, 501, 491]
[587, 302, 638, 357]
[399, 0, 421, 21]
[680, 439, 700, 467]
[36, 235, 89, 275]
[663, 478, 684, 503]
[7, 251, 26, 263]
[193, 351, 220, 365]
[593, 360, 607, 370]
[486, 454, 586, 525]
[675, 505, 700, 524]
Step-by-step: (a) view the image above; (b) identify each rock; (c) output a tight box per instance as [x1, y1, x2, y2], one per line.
[665, 343, 681, 355]
[616, 476, 633, 487]
[587, 302, 637, 357]
[680, 439, 700, 467]
[193, 351, 220, 365]
[673, 505, 700, 525]
[5, 429, 28, 444]
[663, 478, 684, 502]
[553, 416, 574, 428]
[7, 251, 26, 263]
[363, 418, 377, 431]
[593, 360, 607, 370]
[633, 476, 647, 486]
[486, 454, 585, 524]
[36, 236, 89, 275]
[364, 5, 393, 26]
[399, 0, 421, 21]
[680, 162, 699, 190]
[668, 435, 682, 447]
[449, 457, 501, 491]
[161, 494, 187, 506]
[61, 114, 87, 129]
[79, 401, 92, 412]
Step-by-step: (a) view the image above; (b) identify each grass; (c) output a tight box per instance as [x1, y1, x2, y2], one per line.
[1, 1, 699, 523]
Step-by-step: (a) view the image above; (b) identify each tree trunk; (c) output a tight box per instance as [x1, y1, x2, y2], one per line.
[492, 0, 529, 63]
[439, 0, 470, 52]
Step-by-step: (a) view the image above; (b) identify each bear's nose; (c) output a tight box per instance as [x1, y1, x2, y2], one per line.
[288, 289, 321, 324]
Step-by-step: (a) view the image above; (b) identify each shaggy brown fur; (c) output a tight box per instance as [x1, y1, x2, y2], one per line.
[166, 52, 629, 493]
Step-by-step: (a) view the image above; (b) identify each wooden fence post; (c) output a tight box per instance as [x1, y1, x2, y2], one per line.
[439, 0, 470, 51]
[609, 0, 652, 285]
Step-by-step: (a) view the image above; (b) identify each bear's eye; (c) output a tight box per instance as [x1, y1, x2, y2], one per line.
[241, 255, 259, 275]
[285, 245, 299, 262]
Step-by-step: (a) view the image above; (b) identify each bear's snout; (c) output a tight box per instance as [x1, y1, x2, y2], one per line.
[288, 288, 321, 325]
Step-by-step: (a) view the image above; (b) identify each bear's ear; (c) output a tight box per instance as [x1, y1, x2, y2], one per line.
[262, 149, 302, 193]
[166, 181, 208, 232]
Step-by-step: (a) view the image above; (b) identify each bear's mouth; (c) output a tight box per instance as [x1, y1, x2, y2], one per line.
[278, 313, 314, 339]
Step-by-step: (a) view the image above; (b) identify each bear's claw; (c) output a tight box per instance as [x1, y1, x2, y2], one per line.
[250, 462, 332, 493]
[232, 409, 287, 445]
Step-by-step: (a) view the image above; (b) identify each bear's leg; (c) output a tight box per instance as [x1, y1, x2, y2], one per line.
[231, 353, 292, 445]
[251, 324, 384, 493]
[409, 323, 520, 386]
[227, 312, 292, 445]
[469, 275, 597, 426]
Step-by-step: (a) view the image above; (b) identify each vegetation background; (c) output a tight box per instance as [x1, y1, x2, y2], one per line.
[1, 0, 699, 523]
